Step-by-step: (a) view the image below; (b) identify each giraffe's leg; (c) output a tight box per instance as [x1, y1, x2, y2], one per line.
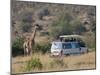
[23, 43, 26, 56]
[29, 46, 32, 56]
[24, 48, 26, 56]
[28, 48, 31, 56]
[26, 47, 28, 56]
[23, 42, 29, 56]
[29, 42, 32, 56]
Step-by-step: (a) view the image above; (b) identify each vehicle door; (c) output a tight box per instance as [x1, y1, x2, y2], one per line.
[62, 43, 72, 54]
[71, 42, 80, 54]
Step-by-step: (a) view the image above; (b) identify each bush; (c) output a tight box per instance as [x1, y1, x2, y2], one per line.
[33, 43, 51, 54]
[50, 19, 72, 38]
[21, 22, 32, 32]
[70, 19, 86, 34]
[40, 31, 49, 36]
[19, 11, 33, 32]
[50, 13, 86, 38]
[83, 32, 96, 49]
[25, 58, 43, 71]
[12, 37, 24, 57]
[38, 8, 50, 20]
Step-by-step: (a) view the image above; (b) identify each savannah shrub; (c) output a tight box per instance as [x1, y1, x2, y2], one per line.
[25, 58, 43, 71]
[83, 32, 96, 49]
[12, 37, 24, 57]
[33, 43, 51, 54]
[50, 13, 86, 38]
[21, 22, 32, 32]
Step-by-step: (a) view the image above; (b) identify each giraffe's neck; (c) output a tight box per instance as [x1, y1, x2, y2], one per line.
[30, 27, 37, 41]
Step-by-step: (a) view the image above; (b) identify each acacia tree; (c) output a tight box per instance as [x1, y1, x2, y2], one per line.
[50, 12, 87, 39]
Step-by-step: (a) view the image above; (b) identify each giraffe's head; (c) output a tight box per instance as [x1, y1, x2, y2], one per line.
[34, 24, 42, 30]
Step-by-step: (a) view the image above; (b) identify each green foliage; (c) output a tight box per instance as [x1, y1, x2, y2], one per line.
[50, 13, 86, 38]
[25, 58, 43, 71]
[83, 32, 96, 49]
[12, 37, 24, 57]
[70, 19, 86, 34]
[21, 22, 32, 32]
[38, 8, 50, 20]
[50, 13, 71, 38]
[33, 43, 51, 54]
[18, 11, 33, 32]
[19, 9, 33, 23]
[40, 31, 49, 36]
[91, 19, 96, 33]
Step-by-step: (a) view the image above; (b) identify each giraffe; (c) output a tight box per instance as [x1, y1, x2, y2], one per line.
[23, 24, 40, 56]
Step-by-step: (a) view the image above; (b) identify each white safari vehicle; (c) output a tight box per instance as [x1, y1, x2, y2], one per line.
[51, 35, 88, 56]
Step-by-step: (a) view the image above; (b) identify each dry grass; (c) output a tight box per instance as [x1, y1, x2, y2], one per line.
[12, 51, 96, 74]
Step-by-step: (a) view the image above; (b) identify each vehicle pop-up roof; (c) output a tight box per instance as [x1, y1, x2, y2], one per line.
[60, 35, 82, 38]
[59, 35, 83, 42]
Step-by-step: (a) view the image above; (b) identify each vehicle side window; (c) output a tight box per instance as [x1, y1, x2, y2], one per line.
[75, 43, 80, 48]
[63, 43, 72, 49]
[79, 42, 86, 47]
[71, 43, 79, 48]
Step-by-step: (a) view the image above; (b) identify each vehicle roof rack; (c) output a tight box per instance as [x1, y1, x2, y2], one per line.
[59, 35, 82, 39]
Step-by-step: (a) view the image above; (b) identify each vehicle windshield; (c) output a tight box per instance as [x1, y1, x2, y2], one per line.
[51, 42, 62, 49]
